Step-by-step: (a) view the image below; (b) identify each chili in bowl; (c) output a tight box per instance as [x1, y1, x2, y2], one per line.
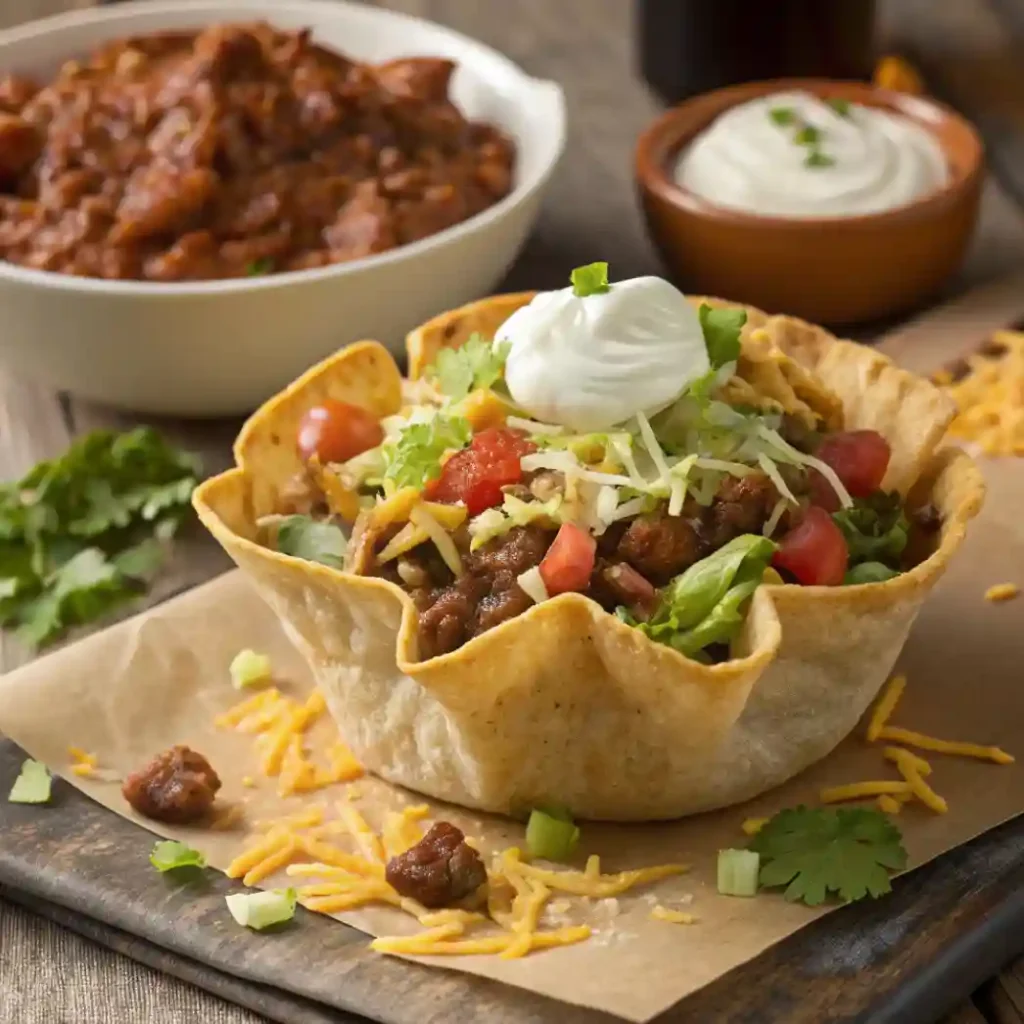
[0, 0, 565, 415]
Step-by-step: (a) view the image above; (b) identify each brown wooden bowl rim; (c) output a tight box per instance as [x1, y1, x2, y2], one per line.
[634, 77, 985, 231]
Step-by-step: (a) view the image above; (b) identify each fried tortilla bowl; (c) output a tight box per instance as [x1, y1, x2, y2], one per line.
[193, 294, 984, 821]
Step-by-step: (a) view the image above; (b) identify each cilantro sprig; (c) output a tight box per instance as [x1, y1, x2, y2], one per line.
[383, 415, 471, 490]
[430, 334, 510, 402]
[749, 806, 908, 906]
[0, 428, 199, 647]
[275, 516, 346, 568]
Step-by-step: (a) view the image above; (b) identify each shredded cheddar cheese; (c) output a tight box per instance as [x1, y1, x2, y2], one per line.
[886, 748, 948, 814]
[243, 837, 299, 885]
[370, 925, 592, 957]
[877, 794, 903, 815]
[382, 805, 428, 859]
[937, 330, 1024, 457]
[877, 727, 1014, 765]
[336, 801, 386, 863]
[501, 848, 687, 897]
[866, 674, 906, 742]
[741, 817, 769, 836]
[650, 906, 697, 925]
[819, 780, 912, 804]
[985, 583, 1020, 603]
[67, 746, 97, 767]
[873, 54, 925, 95]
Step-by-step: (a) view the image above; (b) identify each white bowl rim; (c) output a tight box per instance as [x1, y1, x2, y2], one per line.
[0, 0, 567, 297]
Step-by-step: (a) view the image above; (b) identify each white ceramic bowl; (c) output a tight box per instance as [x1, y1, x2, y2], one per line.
[0, 0, 565, 416]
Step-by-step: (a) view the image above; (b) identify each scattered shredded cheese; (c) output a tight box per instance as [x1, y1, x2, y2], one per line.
[877, 727, 1014, 765]
[985, 583, 1020, 603]
[877, 794, 903, 815]
[886, 748, 948, 814]
[819, 780, 912, 804]
[741, 817, 769, 836]
[937, 330, 1024, 457]
[502, 848, 687, 897]
[409, 505, 464, 578]
[650, 906, 697, 925]
[865, 674, 906, 742]
[67, 747, 97, 768]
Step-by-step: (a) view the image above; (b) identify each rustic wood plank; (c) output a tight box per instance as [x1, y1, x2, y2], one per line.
[942, 1000, 993, 1024]
[978, 959, 1024, 1024]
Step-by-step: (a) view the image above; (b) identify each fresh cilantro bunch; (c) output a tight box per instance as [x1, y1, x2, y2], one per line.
[430, 334, 511, 402]
[833, 491, 909, 577]
[0, 427, 200, 647]
[749, 806, 908, 906]
[383, 415, 471, 490]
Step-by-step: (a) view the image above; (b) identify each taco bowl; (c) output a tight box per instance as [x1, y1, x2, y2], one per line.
[194, 270, 983, 821]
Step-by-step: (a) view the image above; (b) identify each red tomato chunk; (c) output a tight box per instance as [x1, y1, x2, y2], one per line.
[814, 430, 891, 500]
[772, 506, 849, 586]
[425, 428, 536, 516]
[540, 523, 597, 596]
[297, 400, 383, 464]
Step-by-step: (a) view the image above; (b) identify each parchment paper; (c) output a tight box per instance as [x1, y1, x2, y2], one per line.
[0, 307, 1022, 1022]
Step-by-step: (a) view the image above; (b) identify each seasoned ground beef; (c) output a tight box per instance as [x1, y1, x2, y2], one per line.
[703, 473, 780, 549]
[617, 505, 707, 585]
[416, 525, 553, 659]
[122, 745, 221, 824]
[0, 23, 514, 281]
[618, 472, 783, 583]
[385, 821, 487, 908]
[589, 558, 658, 618]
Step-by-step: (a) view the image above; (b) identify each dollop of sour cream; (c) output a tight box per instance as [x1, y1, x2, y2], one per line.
[498, 275, 709, 432]
[675, 90, 949, 218]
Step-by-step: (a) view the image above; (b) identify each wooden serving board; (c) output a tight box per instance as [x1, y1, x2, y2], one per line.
[2, 735, 1024, 1024]
[3, 277, 1024, 1024]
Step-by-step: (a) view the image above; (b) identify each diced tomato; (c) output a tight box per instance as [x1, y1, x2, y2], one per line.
[812, 430, 891, 500]
[424, 427, 536, 516]
[297, 399, 383, 464]
[772, 506, 849, 586]
[540, 523, 597, 596]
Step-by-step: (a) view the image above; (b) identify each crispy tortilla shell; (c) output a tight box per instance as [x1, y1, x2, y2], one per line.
[194, 295, 982, 821]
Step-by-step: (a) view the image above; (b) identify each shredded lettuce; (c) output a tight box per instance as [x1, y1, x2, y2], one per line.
[571, 262, 611, 297]
[230, 649, 272, 690]
[468, 493, 564, 551]
[382, 415, 471, 490]
[620, 535, 776, 659]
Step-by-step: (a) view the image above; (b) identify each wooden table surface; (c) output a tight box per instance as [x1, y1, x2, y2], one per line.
[2, 1, 1024, 1022]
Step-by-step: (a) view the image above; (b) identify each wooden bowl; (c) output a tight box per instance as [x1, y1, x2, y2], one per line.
[635, 79, 984, 325]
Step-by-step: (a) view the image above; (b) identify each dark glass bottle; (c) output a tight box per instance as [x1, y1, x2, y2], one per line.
[636, 0, 877, 106]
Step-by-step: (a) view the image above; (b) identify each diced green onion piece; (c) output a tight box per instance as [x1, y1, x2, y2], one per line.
[526, 808, 580, 861]
[8, 759, 51, 804]
[225, 888, 298, 930]
[150, 840, 207, 873]
[229, 649, 272, 690]
[570, 262, 610, 298]
[717, 849, 760, 897]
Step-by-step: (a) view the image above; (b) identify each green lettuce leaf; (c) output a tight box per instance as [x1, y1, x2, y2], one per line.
[699, 304, 747, 368]
[570, 262, 611, 297]
[623, 534, 776, 659]
[275, 516, 346, 568]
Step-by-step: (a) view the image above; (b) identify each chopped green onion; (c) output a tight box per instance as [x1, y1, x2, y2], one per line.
[827, 97, 852, 118]
[570, 262, 610, 298]
[246, 258, 274, 276]
[8, 759, 51, 804]
[805, 151, 836, 169]
[150, 840, 207, 873]
[225, 888, 298, 930]
[717, 849, 760, 897]
[768, 106, 796, 126]
[229, 649, 272, 690]
[794, 125, 821, 147]
[843, 562, 900, 586]
[526, 807, 581, 861]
